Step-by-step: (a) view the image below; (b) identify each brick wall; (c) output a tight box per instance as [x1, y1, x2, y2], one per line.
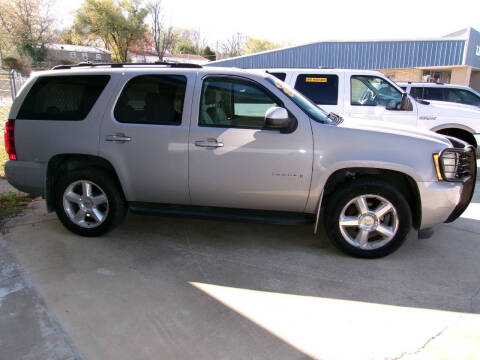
[450, 66, 472, 86]
[377, 68, 423, 82]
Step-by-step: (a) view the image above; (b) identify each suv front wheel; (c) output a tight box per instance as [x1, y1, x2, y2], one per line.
[325, 179, 412, 258]
[54, 168, 127, 236]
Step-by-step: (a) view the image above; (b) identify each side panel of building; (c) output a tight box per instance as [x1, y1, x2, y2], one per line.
[465, 28, 480, 69]
[209, 40, 465, 70]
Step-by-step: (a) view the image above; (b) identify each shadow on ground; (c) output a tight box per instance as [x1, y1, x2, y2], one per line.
[2, 191, 480, 360]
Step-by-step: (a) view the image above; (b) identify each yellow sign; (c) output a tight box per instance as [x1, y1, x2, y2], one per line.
[306, 77, 327, 83]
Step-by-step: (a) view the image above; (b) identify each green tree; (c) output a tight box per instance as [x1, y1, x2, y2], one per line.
[0, 0, 56, 63]
[244, 37, 279, 54]
[74, 0, 148, 62]
[202, 46, 216, 61]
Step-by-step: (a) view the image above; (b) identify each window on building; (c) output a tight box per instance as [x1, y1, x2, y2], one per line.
[351, 75, 403, 109]
[17, 76, 110, 121]
[199, 77, 279, 129]
[95, 53, 102, 60]
[294, 74, 338, 105]
[69, 52, 76, 59]
[114, 75, 186, 125]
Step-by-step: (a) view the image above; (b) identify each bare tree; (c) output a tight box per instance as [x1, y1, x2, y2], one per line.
[148, 0, 177, 59]
[219, 32, 246, 59]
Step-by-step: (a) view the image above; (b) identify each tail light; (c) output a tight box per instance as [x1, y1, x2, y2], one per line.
[4, 119, 17, 160]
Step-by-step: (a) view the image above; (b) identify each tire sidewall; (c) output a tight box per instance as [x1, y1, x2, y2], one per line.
[54, 168, 126, 237]
[325, 180, 412, 258]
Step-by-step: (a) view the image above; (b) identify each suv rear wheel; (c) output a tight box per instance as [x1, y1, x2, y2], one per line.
[325, 179, 412, 258]
[54, 168, 127, 236]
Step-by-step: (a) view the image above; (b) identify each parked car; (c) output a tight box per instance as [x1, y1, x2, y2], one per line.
[267, 69, 480, 150]
[398, 82, 480, 108]
[3, 63, 476, 258]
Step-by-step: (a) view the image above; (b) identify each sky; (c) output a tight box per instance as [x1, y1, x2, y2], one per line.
[54, 0, 480, 47]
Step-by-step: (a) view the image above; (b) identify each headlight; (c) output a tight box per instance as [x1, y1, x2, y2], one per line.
[433, 147, 475, 182]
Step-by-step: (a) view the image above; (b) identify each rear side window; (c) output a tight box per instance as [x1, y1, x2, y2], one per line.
[17, 75, 110, 120]
[444, 88, 480, 106]
[294, 74, 338, 105]
[114, 75, 186, 125]
[270, 72, 286, 81]
[422, 87, 444, 101]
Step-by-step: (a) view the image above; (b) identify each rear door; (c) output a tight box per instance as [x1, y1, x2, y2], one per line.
[188, 74, 313, 212]
[99, 72, 195, 204]
[291, 72, 343, 114]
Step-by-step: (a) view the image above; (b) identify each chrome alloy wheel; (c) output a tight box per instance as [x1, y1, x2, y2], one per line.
[62, 180, 109, 228]
[339, 194, 399, 250]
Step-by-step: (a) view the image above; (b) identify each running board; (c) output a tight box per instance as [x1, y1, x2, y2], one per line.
[129, 202, 315, 225]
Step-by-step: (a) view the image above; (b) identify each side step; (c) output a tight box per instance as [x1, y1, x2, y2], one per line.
[129, 202, 315, 225]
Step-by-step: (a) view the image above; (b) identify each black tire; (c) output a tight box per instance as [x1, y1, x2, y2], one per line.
[54, 167, 127, 237]
[324, 179, 412, 258]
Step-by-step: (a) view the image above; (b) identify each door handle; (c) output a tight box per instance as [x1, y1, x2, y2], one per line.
[105, 134, 132, 143]
[195, 139, 224, 148]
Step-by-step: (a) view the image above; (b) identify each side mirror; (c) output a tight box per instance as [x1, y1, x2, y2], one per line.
[400, 92, 411, 110]
[264, 106, 296, 133]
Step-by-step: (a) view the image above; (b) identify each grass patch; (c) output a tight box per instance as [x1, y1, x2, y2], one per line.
[0, 106, 10, 178]
[0, 193, 33, 228]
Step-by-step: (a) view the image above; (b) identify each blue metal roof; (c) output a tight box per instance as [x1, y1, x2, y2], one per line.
[209, 29, 480, 70]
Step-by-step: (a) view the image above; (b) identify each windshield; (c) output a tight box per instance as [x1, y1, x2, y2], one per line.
[265, 76, 331, 124]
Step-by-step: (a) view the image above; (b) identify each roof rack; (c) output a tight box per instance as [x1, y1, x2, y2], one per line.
[52, 61, 202, 70]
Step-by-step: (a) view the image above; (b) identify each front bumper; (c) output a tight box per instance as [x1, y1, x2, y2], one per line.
[417, 181, 463, 229]
[4, 160, 45, 197]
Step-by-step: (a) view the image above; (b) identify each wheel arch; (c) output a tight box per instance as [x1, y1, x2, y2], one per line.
[431, 125, 477, 147]
[319, 167, 422, 230]
[45, 154, 125, 212]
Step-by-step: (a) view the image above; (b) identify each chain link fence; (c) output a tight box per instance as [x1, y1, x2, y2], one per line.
[0, 70, 28, 106]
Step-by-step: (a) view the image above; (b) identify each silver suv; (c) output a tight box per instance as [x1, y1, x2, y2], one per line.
[3, 63, 477, 258]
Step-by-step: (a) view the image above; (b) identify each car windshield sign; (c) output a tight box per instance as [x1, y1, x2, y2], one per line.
[265, 76, 332, 124]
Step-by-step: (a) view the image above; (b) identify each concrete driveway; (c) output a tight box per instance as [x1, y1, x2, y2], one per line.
[1, 183, 480, 360]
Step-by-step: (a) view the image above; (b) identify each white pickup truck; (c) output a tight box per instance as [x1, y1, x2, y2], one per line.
[267, 69, 480, 149]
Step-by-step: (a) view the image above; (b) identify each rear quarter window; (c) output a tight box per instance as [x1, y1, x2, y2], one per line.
[17, 75, 110, 120]
[294, 74, 338, 105]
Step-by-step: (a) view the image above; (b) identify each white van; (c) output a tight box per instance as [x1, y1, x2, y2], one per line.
[267, 69, 480, 149]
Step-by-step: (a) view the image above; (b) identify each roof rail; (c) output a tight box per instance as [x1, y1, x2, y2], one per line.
[52, 61, 202, 70]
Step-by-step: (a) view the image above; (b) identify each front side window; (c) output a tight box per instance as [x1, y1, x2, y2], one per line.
[351, 75, 403, 109]
[69, 52, 76, 59]
[114, 75, 186, 125]
[17, 75, 110, 120]
[445, 88, 480, 106]
[199, 77, 279, 129]
[409, 87, 424, 99]
[294, 74, 338, 105]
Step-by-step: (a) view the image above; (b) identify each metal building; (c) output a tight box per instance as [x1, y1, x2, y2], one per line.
[209, 27, 480, 91]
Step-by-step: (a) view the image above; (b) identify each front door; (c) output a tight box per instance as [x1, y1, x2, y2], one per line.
[346, 75, 418, 126]
[99, 72, 195, 204]
[188, 75, 313, 212]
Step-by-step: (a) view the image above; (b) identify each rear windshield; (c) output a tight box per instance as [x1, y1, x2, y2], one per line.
[17, 75, 110, 120]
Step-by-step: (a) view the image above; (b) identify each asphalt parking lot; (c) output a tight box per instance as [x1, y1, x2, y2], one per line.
[1, 179, 480, 360]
